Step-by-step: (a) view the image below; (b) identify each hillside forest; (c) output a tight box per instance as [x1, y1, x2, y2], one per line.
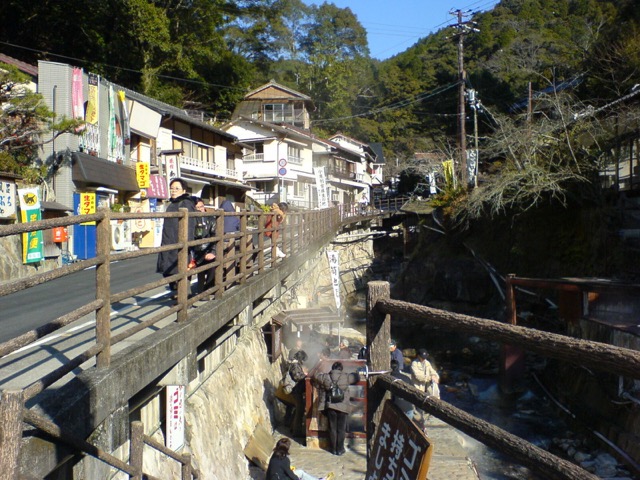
[1, 0, 640, 278]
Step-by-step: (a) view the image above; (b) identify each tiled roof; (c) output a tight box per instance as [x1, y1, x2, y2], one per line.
[0, 53, 38, 77]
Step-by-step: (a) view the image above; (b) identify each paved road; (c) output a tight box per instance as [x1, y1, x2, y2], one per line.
[0, 254, 162, 343]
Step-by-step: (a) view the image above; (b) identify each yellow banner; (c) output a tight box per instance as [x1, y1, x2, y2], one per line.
[136, 162, 150, 188]
[442, 159, 454, 189]
[79, 192, 96, 225]
[86, 73, 99, 125]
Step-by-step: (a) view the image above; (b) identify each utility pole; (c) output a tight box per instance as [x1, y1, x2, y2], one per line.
[450, 9, 479, 187]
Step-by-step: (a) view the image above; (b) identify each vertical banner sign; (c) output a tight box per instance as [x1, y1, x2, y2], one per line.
[83, 73, 100, 155]
[314, 166, 329, 209]
[326, 250, 341, 310]
[18, 187, 44, 264]
[366, 400, 433, 480]
[79, 192, 97, 225]
[0, 179, 17, 218]
[117, 90, 131, 145]
[164, 154, 180, 186]
[136, 162, 150, 188]
[108, 85, 117, 161]
[467, 149, 478, 186]
[72, 67, 85, 132]
[166, 385, 185, 451]
[85, 73, 99, 125]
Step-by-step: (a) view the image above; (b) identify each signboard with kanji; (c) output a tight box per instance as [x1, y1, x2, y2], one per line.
[164, 154, 180, 185]
[366, 400, 433, 480]
[136, 161, 150, 188]
[0, 178, 17, 218]
[166, 385, 185, 451]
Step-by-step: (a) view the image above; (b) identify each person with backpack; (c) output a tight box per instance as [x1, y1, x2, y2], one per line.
[313, 361, 360, 456]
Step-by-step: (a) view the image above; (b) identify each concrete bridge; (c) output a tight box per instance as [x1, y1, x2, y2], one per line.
[0, 200, 406, 478]
[2, 198, 639, 479]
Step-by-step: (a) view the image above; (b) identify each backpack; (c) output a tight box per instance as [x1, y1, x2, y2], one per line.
[327, 377, 344, 403]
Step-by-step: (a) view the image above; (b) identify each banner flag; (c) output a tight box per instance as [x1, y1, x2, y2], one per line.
[18, 187, 44, 264]
[314, 166, 329, 209]
[117, 90, 131, 145]
[72, 67, 85, 132]
[326, 250, 341, 310]
[86, 73, 99, 125]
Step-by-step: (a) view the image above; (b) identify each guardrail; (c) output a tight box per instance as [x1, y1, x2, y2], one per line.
[364, 281, 640, 480]
[0, 201, 382, 478]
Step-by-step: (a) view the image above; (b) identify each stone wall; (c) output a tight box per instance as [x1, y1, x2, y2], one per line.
[115, 235, 375, 480]
[0, 235, 58, 284]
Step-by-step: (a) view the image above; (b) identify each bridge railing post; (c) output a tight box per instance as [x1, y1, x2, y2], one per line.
[366, 281, 391, 464]
[130, 421, 144, 480]
[176, 208, 191, 322]
[238, 214, 248, 284]
[0, 390, 24, 480]
[96, 210, 112, 367]
[214, 213, 225, 299]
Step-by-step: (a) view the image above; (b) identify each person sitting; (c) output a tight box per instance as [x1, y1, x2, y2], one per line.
[266, 437, 334, 480]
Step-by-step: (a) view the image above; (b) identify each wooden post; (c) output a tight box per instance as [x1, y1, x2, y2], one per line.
[214, 214, 225, 298]
[130, 421, 144, 480]
[366, 281, 391, 463]
[96, 211, 112, 367]
[500, 274, 525, 393]
[0, 390, 24, 480]
[239, 214, 248, 284]
[177, 208, 190, 322]
[181, 453, 192, 480]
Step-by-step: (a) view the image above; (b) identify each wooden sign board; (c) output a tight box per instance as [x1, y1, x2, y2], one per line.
[366, 400, 433, 480]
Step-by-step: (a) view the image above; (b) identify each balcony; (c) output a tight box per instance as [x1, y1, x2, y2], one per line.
[243, 153, 265, 163]
[288, 155, 303, 166]
[328, 169, 364, 182]
[179, 155, 240, 180]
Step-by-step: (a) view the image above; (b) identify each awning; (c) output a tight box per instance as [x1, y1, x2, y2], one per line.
[182, 173, 252, 191]
[41, 201, 72, 211]
[72, 152, 139, 192]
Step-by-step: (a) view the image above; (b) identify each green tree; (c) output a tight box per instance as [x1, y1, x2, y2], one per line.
[0, 64, 82, 184]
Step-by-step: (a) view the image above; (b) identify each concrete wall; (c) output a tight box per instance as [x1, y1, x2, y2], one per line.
[24, 228, 374, 479]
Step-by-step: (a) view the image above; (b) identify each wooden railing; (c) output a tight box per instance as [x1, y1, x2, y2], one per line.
[0, 202, 381, 477]
[364, 281, 640, 480]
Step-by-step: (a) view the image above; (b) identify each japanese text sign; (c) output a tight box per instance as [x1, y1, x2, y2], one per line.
[166, 385, 185, 451]
[366, 400, 432, 480]
[78, 192, 96, 225]
[326, 250, 341, 310]
[0, 179, 17, 218]
[136, 161, 150, 188]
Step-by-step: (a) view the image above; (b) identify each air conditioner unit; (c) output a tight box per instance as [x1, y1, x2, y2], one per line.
[111, 220, 127, 250]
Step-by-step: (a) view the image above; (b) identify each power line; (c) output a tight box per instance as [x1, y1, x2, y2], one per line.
[311, 82, 459, 125]
[0, 41, 248, 92]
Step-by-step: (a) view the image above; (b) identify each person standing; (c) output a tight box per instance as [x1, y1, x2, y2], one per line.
[265, 202, 288, 258]
[314, 361, 360, 456]
[389, 339, 404, 368]
[337, 339, 351, 359]
[192, 198, 216, 294]
[266, 437, 334, 480]
[288, 350, 308, 438]
[390, 359, 415, 420]
[410, 348, 440, 398]
[220, 199, 240, 282]
[156, 178, 196, 292]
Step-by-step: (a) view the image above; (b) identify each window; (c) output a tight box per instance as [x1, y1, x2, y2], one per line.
[264, 103, 287, 123]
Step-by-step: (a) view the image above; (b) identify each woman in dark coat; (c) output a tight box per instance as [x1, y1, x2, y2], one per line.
[314, 361, 360, 456]
[266, 437, 332, 480]
[156, 178, 196, 290]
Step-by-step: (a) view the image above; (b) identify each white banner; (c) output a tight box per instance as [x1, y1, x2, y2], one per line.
[326, 250, 341, 310]
[314, 166, 329, 209]
[166, 385, 185, 451]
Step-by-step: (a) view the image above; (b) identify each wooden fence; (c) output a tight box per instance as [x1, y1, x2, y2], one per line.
[0, 201, 376, 478]
[365, 281, 640, 480]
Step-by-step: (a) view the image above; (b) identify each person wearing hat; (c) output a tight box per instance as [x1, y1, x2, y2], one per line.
[337, 338, 351, 359]
[410, 349, 440, 399]
[389, 339, 404, 369]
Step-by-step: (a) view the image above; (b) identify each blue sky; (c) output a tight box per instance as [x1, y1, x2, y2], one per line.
[301, 0, 500, 60]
